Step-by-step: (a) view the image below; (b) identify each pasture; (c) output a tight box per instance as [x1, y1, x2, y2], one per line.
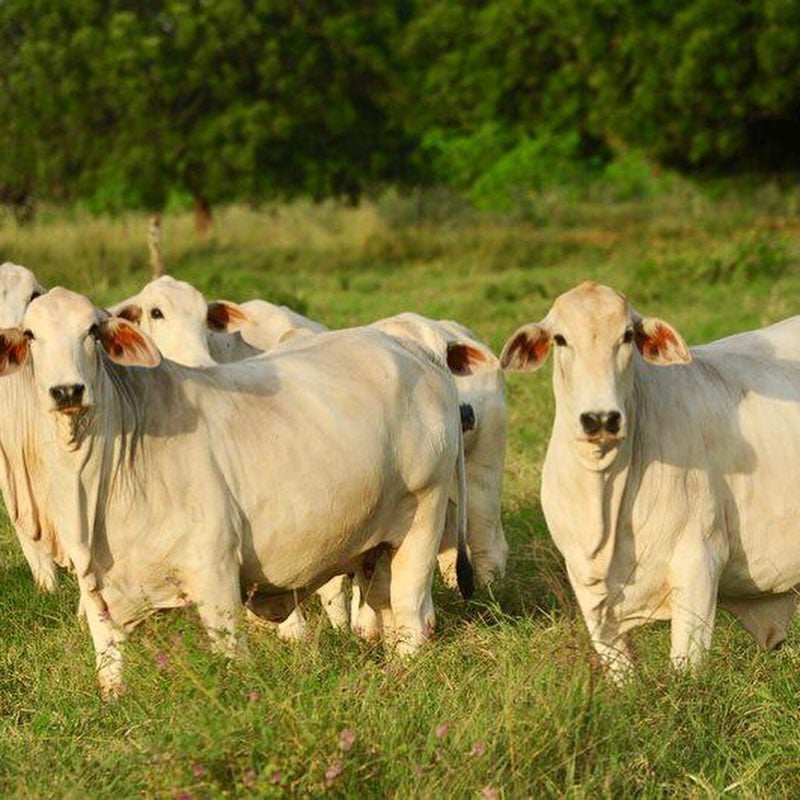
[2, 184, 800, 798]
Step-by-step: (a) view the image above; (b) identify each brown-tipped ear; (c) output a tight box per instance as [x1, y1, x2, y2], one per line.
[446, 342, 494, 376]
[97, 318, 161, 368]
[113, 304, 143, 325]
[0, 329, 29, 375]
[633, 316, 691, 366]
[500, 324, 551, 372]
[207, 300, 250, 332]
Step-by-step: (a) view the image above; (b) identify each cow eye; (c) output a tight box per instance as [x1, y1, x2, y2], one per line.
[553, 334, 567, 347]
[622, 328, 634, 344]
[150, 307, 164, 320]
[23, 329, 34, 341]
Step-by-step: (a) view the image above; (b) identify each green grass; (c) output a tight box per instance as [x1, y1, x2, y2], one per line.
[2, 186, 800, 797]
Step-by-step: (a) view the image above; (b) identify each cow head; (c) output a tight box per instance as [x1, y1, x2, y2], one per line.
[501, 282, 690, 463]
[110, 276, 249, 368]
[0, 288, 160, 415]
[0, 262, 45, 328]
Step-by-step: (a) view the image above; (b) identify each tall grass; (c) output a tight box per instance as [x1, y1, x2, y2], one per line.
[1, 184, 800, 797]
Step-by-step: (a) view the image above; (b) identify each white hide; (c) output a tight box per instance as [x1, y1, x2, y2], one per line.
[502, 281, 800, 679]
[12, 289, 461, 696]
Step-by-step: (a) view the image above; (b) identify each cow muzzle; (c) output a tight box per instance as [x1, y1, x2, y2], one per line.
[49, 383, 87, 414]
[579, 409, 624, 442]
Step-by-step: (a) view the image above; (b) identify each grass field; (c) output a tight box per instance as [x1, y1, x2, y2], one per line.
[2, 184, 800, 798]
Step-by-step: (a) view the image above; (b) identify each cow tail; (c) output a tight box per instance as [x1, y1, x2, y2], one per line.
[455, 422, 474, 600]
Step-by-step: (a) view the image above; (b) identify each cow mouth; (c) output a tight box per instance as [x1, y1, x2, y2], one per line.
[582, 431, 625, 446]
[53, 403, 89, 416]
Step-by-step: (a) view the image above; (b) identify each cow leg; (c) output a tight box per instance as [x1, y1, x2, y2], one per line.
[276, 607, 308, 642]
[568, 571, 634, 683]
[82, 593, 126, 699]
[350, 583, 363, 634]
[316, 575, 350, 630]
[388, 487, 449, 656]
[720, 592, 798, 651]
[436, 500, 459, 590]
[17, 532, 57, 592]
[354, 556, 393, 642]
[463, 472, 508, 586]
[668, 536, 724, 671]
[194, 561, 244, 658]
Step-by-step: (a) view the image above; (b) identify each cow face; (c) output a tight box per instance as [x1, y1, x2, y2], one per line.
[501, 282, 690, 456]
[0, 262, 44, 328]
[0, 288, 160, 415]
[112, 276, 242, 368]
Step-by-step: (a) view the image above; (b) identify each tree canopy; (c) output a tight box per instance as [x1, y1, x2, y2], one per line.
[1, 0, 799, 212]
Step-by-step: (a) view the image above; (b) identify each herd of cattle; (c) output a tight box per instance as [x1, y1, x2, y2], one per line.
[1, 263, 799, 697]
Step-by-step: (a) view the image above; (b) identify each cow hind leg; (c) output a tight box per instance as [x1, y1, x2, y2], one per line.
[276, 607, 308, 642]
[354, 553, 393, 643]
[721, 593, 799, 651]
[316, 575, 350, 630]
[436, 501, 459, 590]
[389, 486, 449, 657]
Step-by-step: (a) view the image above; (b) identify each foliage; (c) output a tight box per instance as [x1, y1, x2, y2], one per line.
[0, 0, 411, 210]
[1, 1, 800, 212]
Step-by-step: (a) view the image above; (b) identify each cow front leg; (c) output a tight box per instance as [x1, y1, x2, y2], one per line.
[82, 591, 126, 700]
[193, 559, 245, 658]
[17, 531, 58, 592]
[668, 535, 724, 672]
[567, 569, 634, 683]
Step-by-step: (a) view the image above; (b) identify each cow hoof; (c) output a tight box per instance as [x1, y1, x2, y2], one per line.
[277, 620, 308, 643]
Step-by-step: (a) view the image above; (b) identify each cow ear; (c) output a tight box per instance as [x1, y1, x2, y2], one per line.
[277, 327, 305, 344]
[446, 342, 496, 376]
[634, 316, 691, 366]
[97, 318, 161, 368]
[0, 328, 29, 375]
[207, 300, 250, 332]
[113, 304, 143, 325]
[500, 324, 551, 372]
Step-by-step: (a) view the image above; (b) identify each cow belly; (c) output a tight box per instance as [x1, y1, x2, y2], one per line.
[721, 512, 800, 595]
[239, 474, 420, 590]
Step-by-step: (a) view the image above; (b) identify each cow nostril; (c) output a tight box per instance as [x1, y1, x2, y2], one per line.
[605, 411, 622, 434]
[580, 412, 603, 435]
[49, 384, 85, 407]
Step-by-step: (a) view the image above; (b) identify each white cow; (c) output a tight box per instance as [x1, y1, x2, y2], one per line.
[109, 275, 259, 367]
[110, 276, 347, 637]
[0, 263, 67, 589]
[209, 297, 326, 354]
[112, 282, 502, 639]
[0, 288, 470, 696]
[370, 313, 508, 585]
[205, 302, 510, 583]
[502, 281, 800, 679]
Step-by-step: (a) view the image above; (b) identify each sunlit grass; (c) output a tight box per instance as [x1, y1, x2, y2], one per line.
[1, 186, 800, 796]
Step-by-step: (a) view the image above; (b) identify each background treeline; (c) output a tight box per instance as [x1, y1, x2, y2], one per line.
[2, 0, 799, 216]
